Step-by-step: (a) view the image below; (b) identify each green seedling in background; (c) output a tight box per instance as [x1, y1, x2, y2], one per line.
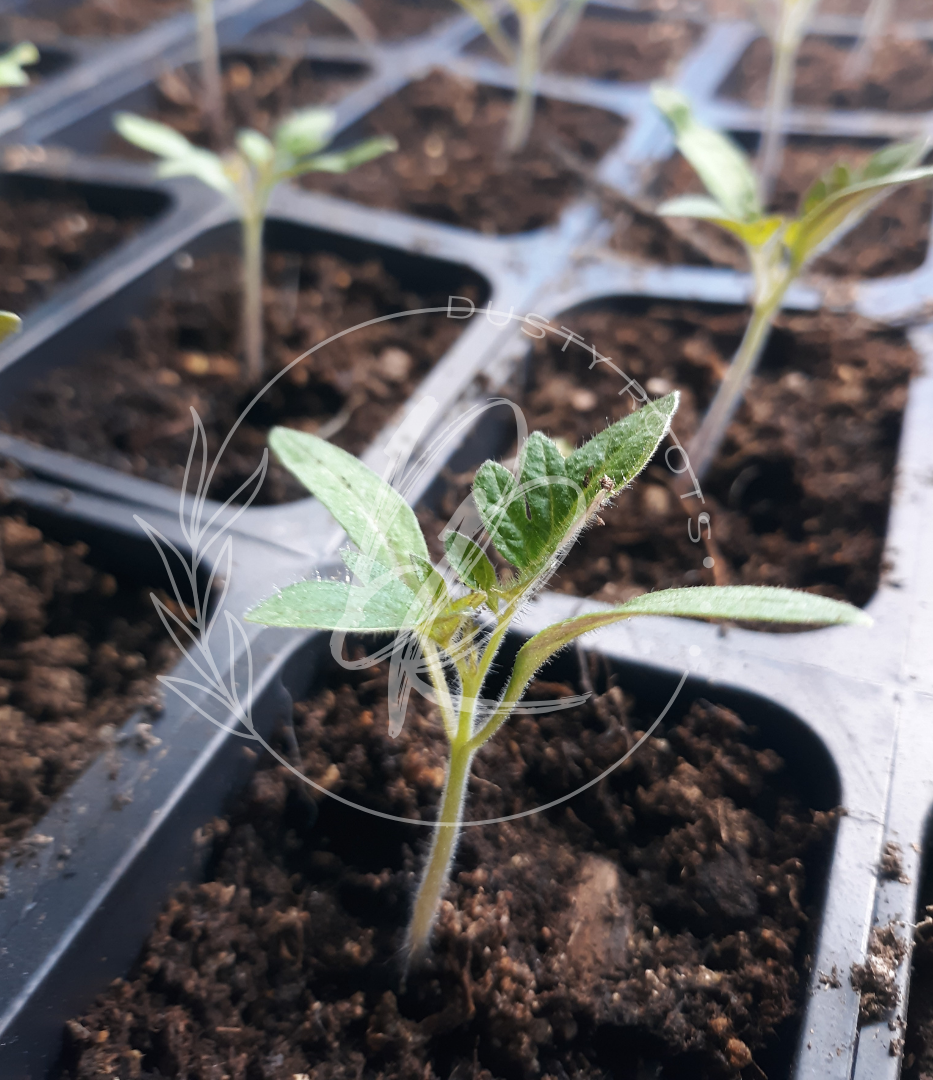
[0, 45, 36, 343]
[746, 0, 821, 198]
[0, 312, 21, 344]
[844, 0, 893, 79]
[453, 0, 588, 152]
[0, 42, 38, 87]
[245, 393, 869, 964]
[192, 0, 224, 142]
[653, 85, 933, 482]
[114, 110, 396, 383]
[192, 0, 376, 143]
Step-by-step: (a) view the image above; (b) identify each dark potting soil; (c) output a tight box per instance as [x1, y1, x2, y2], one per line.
[3, 250, 480, 506]
[466, 11, 701, 83]
[0, 184, 149, 314]
[302, 70, 627, 235]
[269, 0, 454, 41]
[0, 0, 185, 40]
[60, 646, 837, 1080]
[112, 53, 367, 159]
[612, 137, 933, 278]
[720, 35, 933, 113]
[0, 509, 175, 864]
[419, 304, 913, 608]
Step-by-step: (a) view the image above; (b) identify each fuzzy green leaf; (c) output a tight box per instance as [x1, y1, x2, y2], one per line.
[244, 576, 423, 632]
[488, 586, 869, 742]
[652, 84, 761, 223]
[0, 311, 21, 344]
[474, 396, 678, 573]
[565, 392, 678, 503]
[473, 433, 582, 571]
[269, 427, 428, 586]
[444, 532, 498, 593]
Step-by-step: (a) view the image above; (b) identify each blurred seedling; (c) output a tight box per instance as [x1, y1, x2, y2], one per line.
[844, 0, 894, 80]
[245, 394, 869, 963]
[745, 0, 822, 198]
[0, 42, 38, 88]
[114, 109, 396, 382]
[453, 0, 588, 151]
[192, 0, 376, 143]
[652, 85, 933, 482]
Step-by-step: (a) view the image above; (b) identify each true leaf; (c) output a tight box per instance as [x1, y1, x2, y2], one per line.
[444, 531, 498, 593]
[269, 427, 428, 585]
[473, 435, 582, 571]
[565, 391, 678, 503]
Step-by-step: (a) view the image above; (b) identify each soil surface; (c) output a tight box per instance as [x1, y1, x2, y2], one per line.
[419, 304, 914, 608]
[0, 0, 185, 41]
[267, 0, 453, 41]
[0, 183, 150, 314]
[613, 137, 933, 278]
[0, 509, 174, 864]
[61, 645, 837, 1080]
[721, 35, 933, 113]
[112, 53, 367, 158]
[468, 12, 701, 83]
[4, 249, 480, 505]
[304, 70, 626, 234]
[904, 903, 933, 1076]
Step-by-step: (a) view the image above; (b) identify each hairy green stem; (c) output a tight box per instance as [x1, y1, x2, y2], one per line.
[242, 211, 265, 384]
[406, 736, 474, 963]
[687, 278, 788, 482]
[758, 37, 796, 203]
[193, 0, 224, 143]
[505, 14, 541, 153]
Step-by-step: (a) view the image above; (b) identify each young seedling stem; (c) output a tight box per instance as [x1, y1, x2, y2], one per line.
[844, 0, 894, 80]
[193, 0, 224, 143]
[114, 110, 396, 382]
[749, 0, 822, 200]
[246, 396, 870, 964]
[653, 85, 933, 482]
[454, 0, 587, 152]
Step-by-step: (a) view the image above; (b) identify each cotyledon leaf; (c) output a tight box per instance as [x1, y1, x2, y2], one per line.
[269, 427, 428, 585]
[484, 586, 870, 743]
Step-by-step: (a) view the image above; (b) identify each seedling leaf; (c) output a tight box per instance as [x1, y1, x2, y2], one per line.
[0, 311, 21, 344]
[244, 576, 423, 631]
[0, 41, 38, 87]
[269, 427, 428, 584]
[444, 532, 498, 593]
[652, 84, 761, 222]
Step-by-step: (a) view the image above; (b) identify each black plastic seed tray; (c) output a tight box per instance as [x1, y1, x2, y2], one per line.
[0, 1, 930, 1077]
